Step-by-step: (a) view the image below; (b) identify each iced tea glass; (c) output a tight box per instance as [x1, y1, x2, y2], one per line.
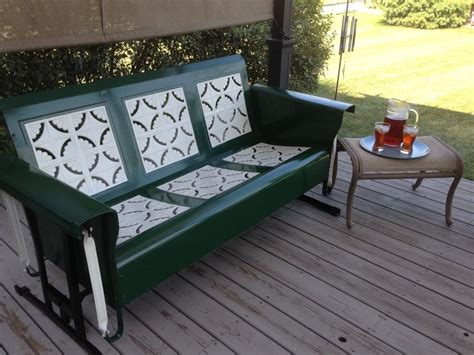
[374, 122, 391, 151]
[400, 124, 419, 154]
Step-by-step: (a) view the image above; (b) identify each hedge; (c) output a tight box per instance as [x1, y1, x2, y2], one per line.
[381, 0, 471, 29]
[0, 1, 333, 97]
[0, 0, 332, 152]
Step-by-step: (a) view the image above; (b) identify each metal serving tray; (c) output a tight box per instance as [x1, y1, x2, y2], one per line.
[359, 136, 429, 159]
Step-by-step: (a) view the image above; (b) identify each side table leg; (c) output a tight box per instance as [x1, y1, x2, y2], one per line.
[445, 175, 461, 226]
[412, 177, 423, 190]
[346, 174, 358, 229]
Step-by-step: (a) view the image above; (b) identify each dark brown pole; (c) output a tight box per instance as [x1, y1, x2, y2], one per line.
[267, 0, 295, 89]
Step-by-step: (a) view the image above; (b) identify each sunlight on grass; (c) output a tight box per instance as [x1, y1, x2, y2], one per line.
[316, 12, 474, 179]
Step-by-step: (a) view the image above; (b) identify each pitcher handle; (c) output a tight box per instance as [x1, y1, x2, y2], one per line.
[409, 108, 419, 125]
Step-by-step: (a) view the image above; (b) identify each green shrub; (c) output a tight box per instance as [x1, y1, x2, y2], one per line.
[367, 0, 391, 9]
[0, 0, 333, 152]
[382, 0, 471, 29]
[291, 0, 334, 92]
[0, 26, 269, 100]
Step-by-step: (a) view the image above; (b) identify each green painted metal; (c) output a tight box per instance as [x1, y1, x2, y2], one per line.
[0, 155, 116, 237]
[0, 55, 354, 335]
[0, 154, 122, 309]
[250, 84, 354, 148]
[115, 147, 330, 303]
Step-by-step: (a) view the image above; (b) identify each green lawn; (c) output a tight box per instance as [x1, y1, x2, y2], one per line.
[315, 12, 474, 179]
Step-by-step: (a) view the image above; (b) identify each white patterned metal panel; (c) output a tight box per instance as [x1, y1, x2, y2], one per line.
[112, 195, 189, 244]
[24, 106, 127, 195]
[197, 73, 251, 147]
[125, 88, 198, 173]
[223, 143, 310, 167]
[157, 165, 258, 199]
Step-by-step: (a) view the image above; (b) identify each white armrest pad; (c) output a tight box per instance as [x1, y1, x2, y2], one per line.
[83, 230, 108, 337]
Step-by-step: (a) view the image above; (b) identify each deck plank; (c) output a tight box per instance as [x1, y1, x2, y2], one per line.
[155, 275, 290, 354]
[378, 178, 473, 213]
[3, 210, 227, 355]
[0, 207, 177, 355]
[45, 265, 179, 355]
[402, 177, 474, 203]
[236, 230, 473, 354]
[179, 261, 346, 354]
[2, 209, 180, 355]
[0, 283, 60, 355]
[127, 290, 234, 355]
[251, 216, 474, 335]
[223, 238, 458, 354]
[334, 166, 474, 237]
[0, 239, 119, 355]
[1, 154, 473, 354]
[202, 250, 402, 354]
[337, 159, 474, 224]
[270, 208, 474, 306]
[325, 171, 474, 247]
[287, 197, 473, 285]
[437, 178, 474, 193]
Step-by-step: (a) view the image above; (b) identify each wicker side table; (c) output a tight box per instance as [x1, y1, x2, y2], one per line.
[338, 136, 464, 228]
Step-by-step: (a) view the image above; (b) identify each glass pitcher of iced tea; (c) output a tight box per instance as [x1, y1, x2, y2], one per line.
[383, 99, 419, 147]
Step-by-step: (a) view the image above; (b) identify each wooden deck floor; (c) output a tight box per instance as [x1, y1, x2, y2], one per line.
[1, 153, 473, 354]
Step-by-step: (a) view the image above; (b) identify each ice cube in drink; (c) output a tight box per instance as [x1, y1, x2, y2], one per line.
[374, 122, 390, 151]
[400, 125, 419, 154]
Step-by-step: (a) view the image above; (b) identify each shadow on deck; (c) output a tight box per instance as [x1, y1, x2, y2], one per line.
[1, 153, 473, 354]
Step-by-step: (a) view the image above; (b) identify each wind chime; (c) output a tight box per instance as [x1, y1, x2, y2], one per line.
[334, 1, 358, 100]
[327, 1, 358, 194]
